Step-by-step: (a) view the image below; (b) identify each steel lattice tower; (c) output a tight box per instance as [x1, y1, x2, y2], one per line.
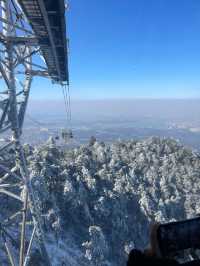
[0, 0, 69, 265]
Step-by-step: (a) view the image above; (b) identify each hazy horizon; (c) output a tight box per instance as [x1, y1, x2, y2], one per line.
[27, 98, 200, 120]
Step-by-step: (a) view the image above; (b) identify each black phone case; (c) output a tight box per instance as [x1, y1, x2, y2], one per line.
[157, 217, 200, 257]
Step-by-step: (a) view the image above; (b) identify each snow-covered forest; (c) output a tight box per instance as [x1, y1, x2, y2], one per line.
[2, 137, 200, 265]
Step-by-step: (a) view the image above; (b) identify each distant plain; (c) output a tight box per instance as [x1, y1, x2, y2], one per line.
[23, 99, 200, 151]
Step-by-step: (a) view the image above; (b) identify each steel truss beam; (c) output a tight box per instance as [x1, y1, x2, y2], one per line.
[0, 0, 68, 265]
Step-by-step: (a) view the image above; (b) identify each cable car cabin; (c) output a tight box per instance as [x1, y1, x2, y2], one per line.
[61, 129, 73, 143]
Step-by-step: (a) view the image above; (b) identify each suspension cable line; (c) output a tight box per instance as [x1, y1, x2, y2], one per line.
[67, 83, 72, 122]
[62, 84, 70, 124]
[61, 83, 73, 142]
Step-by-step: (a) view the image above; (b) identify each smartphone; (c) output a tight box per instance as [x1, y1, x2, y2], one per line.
[157, 217, 200, 257]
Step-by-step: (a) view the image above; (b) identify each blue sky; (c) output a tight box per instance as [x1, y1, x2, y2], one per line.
[31, 0, 200, 100]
